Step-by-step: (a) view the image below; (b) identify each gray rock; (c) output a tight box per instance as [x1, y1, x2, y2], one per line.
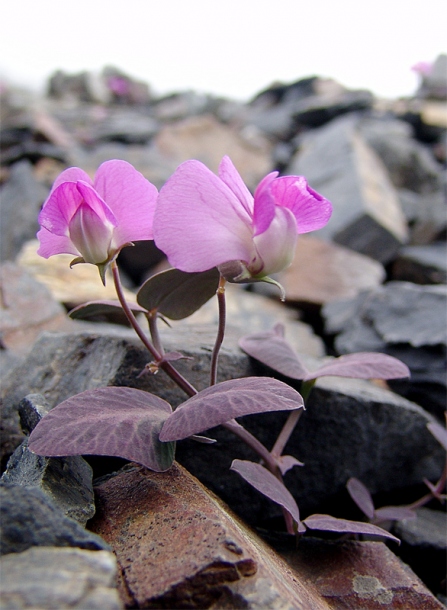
[89, 107, 159, 144]
[287, 115, 408, 263]
[0, 547, 122, 610]
[18, 393, 52, 435]
[359, 115, 443, 193]
[177, 375, 444, 522]
[392, 243, 447, 284]
[1, 438, 95, 526]
[0, 484, 108, 555]
[0, 162, 48, 261]
[393, 508, 447, 597]
[417, 54, 447, 100]
[397, 189, 447, 246]
[323, 282, 447, 418]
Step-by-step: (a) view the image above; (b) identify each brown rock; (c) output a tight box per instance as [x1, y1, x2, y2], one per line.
[283, 537, 444, 609]
[89, 463, 330, 609]
[0, 261, 71, 354]
[278, 235, 385, 306]
[17, 240, 136, 308]
[153, 114, 272, 190]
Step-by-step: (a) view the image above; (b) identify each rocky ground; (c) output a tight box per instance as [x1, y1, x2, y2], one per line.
[0, 57, 446, 608]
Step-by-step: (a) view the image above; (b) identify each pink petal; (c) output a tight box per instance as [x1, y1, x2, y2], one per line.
[252, 207, 297, 276]
[38, 182, 84, 236]
[93, 160, 157, 243]
[153, 160, 254, 272]
[75, 182, 117, 228]
[252, 172, 278, 236]
[36, 227, 80, 258]
[49, 167, 93, 195]
[218, 156, 254, 216]
[270, 176, 332, 234]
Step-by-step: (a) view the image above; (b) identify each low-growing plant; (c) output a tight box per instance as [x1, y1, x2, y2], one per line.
[29, 156, 413, 543]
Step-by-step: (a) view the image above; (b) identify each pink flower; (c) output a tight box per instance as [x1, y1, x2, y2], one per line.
[37, 160, 158, 277]
[153, 156, 331, 281]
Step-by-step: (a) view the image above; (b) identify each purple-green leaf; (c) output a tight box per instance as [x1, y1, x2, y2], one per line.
[303, 514, 400, 543]
[137, 267, 220, 320]
[69, 300, 146, 320]
[346, 477, 375, 520]
[304, 352, 410, 381]
[159, 377, 304, 441]
[28, 387, 175, 472]
[239, 324, 309, 379]
[230, 459, 301, 524]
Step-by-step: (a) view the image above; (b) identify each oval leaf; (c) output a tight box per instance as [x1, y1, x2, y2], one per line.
[303, 514, 400, 543]
[239, 324, 309, 380]
[69, 300, 146, 320]
[28, 387, 175, 472]
[346, 477, 375, 520]
[230, 459, 300, 525]
[137, 267, 220, 320]
[304, 352, 410, 381]
[160, 377, 304, 441]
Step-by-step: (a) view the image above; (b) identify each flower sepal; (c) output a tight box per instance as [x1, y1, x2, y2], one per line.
[218, 261, 286, 301]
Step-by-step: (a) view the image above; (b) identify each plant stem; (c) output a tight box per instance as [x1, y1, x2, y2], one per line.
[271, 379, 315, 457]
[111, 260, 197, 398]
[147, 309, 164, 356]
[210, 276, 226, 386]
[406, 462, 447, 510]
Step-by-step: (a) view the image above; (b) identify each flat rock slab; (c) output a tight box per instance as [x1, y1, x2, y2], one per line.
[89, 462, 331, 609]
[283, 538, 445, 609]
[0, 547, 122, 610]
[277, 235, 385, 305]
[287, 115, 408, 263]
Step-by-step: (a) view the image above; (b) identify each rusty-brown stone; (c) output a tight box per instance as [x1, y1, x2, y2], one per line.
[89, 463, 330, 609]
[283, 537, 445, 609]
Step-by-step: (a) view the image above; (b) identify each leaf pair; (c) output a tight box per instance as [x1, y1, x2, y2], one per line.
[28, 378, 304, 472]
[231, 460, 400, 543]
[239, 324, 410, 381]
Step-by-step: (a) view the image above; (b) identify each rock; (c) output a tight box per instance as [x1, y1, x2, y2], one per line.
[417, 54, 447, 100]
[151, 114, 273, 191]
[392, 243, 447, 284]
[393, 508, 447, 598]
[89, 462, 330, 609]
[0, 161, 48, 261]
[358, 115, 443, 193]
[323, 282, 447, 418]
[0, 261, 72, 354]
[16, 240, 136, 308]
[397, 189, 446, 245]
[88, 106, 159, 145]
[287, 115, 408, 263]
[276, 235, 385, 306]
[0, 484, 108, 555]
[0, 547, 122, 610]
[283, 537, 445, 609]
[177, 375, 444, 522]
[247, 77, 373, 139]
[153, 90, 214, 121]
[2, 392, 95, 526]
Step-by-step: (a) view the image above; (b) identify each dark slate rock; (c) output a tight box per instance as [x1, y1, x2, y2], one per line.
[89, 108, 159, 144]
[392, 243, 447, 284]
[323, 282, 447, 418]
[287, 115, 408, 263]
[393, 508, 447, 597]
[18, 393, 52, 435]
[177, 375, 444, 524]
[0, 161, 48, 261]
[0, 484, 108, 555]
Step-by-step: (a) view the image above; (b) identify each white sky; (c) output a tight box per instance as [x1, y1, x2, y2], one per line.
[1, 0, 446, 102]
